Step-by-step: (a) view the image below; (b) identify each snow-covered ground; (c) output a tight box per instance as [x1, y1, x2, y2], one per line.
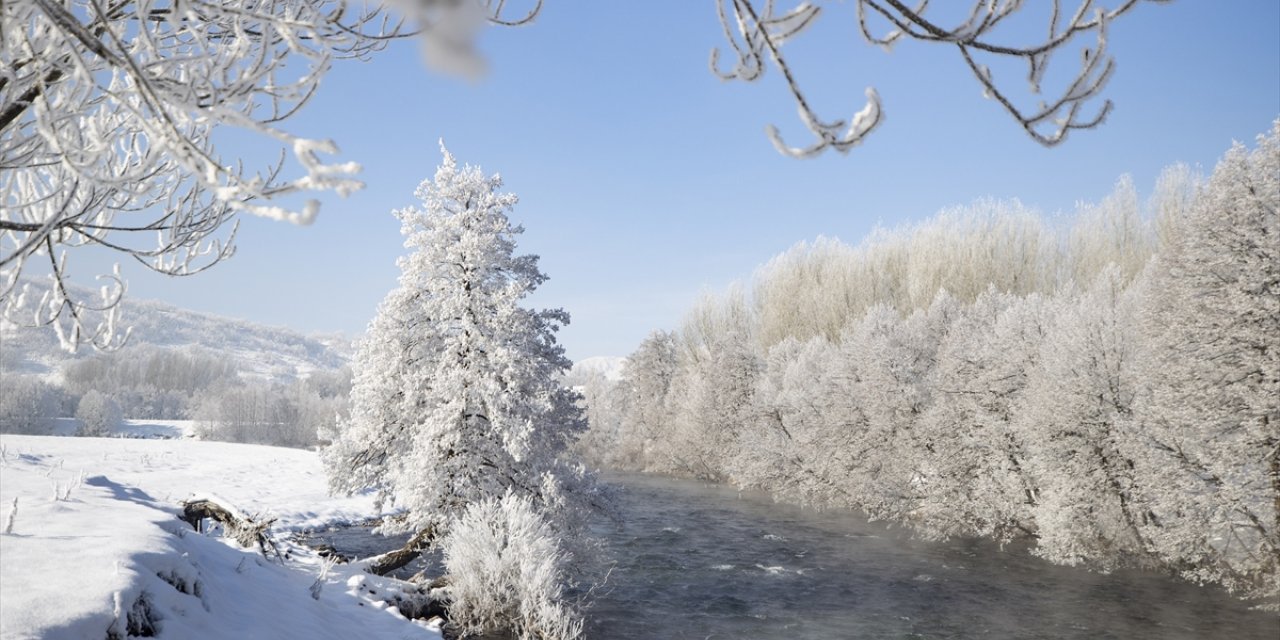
[0, 434, 439, 640]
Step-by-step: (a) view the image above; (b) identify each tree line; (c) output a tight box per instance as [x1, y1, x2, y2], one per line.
[0, 345, 350, 447]
[575, 123, 1279, 606]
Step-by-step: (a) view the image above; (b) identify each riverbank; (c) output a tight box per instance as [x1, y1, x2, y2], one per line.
[4, 434, 1275, 639]
[0, 434, 439, 639]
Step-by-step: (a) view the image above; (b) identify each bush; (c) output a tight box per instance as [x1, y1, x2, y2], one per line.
[75, 390, 123, 436]
[441, 493, 583, 640]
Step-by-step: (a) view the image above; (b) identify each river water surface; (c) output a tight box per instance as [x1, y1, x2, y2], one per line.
[315, 472, 1279, 639]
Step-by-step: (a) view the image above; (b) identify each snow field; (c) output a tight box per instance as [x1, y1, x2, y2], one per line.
[0, 434, 439, 640]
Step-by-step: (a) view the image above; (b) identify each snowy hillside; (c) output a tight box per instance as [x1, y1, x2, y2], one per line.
[567, 356, 627, 383]
[0, 434, 438, 640]
[1, 282, 351, 379]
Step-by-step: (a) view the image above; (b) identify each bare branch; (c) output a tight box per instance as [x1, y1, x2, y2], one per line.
[714, 0, 1168, 156]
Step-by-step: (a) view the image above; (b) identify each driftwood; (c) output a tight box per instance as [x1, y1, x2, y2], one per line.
[180, 499, 279, 558]
[367, 526, 434, 576]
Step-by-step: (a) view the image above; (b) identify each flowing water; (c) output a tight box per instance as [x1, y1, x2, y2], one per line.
[311, 472, 1279, 639]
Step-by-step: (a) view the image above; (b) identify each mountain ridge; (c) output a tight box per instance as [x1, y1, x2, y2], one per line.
[1, 281, 353, 380]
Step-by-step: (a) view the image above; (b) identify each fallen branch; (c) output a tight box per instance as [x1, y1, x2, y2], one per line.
[366, 526, 435, 577]
[179, 498, 279, 558]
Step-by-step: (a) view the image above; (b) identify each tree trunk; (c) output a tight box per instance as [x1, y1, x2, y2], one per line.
[367, 527, 435, 576]
[180, 499, 278, 557]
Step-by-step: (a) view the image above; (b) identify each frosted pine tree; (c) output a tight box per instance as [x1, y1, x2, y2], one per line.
[324, 143, 591, 567]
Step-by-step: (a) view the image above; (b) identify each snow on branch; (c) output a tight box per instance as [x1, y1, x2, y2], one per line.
[714, 0, 1168, 156]
[713, 0, 884, 157]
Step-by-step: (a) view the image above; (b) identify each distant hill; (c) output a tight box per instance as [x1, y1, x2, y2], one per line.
[564, 356, 627, 389]
[1, 283, 352, 380]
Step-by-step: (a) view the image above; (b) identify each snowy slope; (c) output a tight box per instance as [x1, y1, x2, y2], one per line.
[0, 435, 436, 640]
[567, 356, 627, 384]
[1, 282, 352, 380]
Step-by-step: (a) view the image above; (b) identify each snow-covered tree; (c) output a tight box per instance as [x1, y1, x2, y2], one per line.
[569, 368, 626, 469]
[914, 290, 1005, 539]
[613, 331, 678, 469]
[905, 288, 1055, 542]
[61, 345, 240, 418]
[735, 335, 850, 506]
[750, 204, 1061, 351]
[1134, 121, 1279, 602]
[0, 0, 540, 351]
[324, 143, 593, 557]
[1019, 267, 1152, 570]
[574, 134, 1272, 603]
[658, 290, 759, 480]
[752, 237, 864, 348]
[1067, 175, 1157, 286]
[194, 380, 339, 448]
[840, 292, 958, 522]
[75, 389, 122, 437]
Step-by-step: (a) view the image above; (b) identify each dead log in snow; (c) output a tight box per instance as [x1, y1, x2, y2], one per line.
[180, 499, 279, 558]
[367, 526, 434, 576]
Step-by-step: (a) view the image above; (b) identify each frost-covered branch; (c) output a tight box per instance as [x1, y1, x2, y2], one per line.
[714, 1, 1168, 156]
[713, 0, 883, 157]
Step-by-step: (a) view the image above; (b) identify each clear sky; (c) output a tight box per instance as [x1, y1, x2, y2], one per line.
[92, 1, 1279, 362]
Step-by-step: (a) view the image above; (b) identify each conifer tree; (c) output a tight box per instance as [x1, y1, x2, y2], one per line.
[324, 143, 589, 555]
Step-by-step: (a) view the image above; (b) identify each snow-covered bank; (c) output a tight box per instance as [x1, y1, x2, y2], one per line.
[0, 435, 438, 640]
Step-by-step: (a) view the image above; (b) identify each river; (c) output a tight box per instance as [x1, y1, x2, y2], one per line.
[312, 472, 1279, 639]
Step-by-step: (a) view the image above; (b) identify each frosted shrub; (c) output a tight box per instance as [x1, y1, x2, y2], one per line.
[75, 390, 123, 437]
[442, 494, 583, 640]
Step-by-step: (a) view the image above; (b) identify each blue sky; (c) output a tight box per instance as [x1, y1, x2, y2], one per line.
[101, 1, 1279, 361]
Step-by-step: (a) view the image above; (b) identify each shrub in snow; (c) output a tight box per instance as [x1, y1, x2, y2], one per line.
[4, 497, 17, 534]
[76, 390, 123, 436]
[442, 493, 583, 640]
